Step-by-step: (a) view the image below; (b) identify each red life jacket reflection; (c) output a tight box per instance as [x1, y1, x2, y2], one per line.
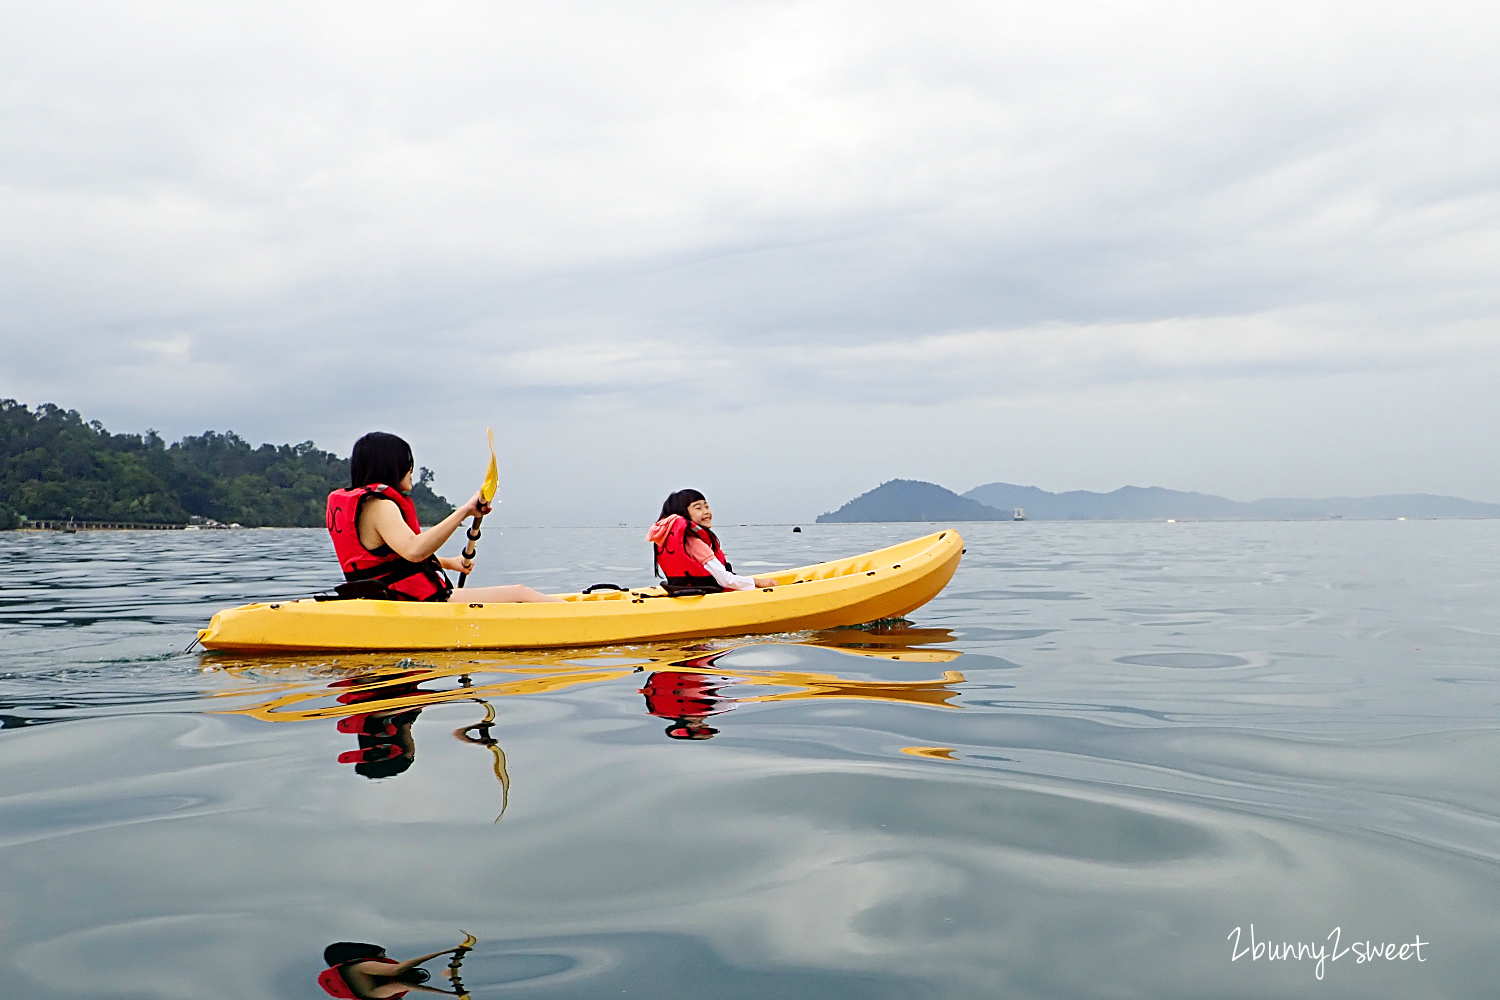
[640, 670, 735, 720]
[317, 957, 406, 999]
[649, 515, 730, 590]
[326, 484, 452, 601]
[329, 672, 427, 770]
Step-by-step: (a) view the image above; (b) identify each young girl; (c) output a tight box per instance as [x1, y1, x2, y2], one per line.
[646, 489, 778, 593]
[326, 432, 562, 603]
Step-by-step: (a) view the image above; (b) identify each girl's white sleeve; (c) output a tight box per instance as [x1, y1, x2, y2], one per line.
[704, 557, 756, 591]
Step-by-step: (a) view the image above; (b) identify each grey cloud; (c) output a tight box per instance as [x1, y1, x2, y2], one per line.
[3, 1, 1500, 520]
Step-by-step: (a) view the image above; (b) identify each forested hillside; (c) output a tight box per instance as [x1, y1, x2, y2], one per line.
[0, 400, 453, 528]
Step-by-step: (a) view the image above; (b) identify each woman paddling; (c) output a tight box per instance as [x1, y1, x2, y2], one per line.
[318, 941, 467, 998]
[326, 432, 561, 604]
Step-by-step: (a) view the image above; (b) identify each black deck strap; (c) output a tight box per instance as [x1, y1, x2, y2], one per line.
[582, 583, 627, 594]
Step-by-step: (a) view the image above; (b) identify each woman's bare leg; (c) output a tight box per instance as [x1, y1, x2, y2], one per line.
[449, 585, 565, 604]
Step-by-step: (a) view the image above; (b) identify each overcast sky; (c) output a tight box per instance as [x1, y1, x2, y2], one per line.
[3, 1, 1498, 524]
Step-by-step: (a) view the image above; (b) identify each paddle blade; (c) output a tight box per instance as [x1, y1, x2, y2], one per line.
[480, 428, 499, 504]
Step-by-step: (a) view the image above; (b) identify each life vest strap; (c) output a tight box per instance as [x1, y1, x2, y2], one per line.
[343, 556, 435, 585]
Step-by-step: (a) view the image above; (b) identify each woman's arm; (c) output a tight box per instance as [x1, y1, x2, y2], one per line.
[354, 980, 458, 999]
[353, 948, 461, 977]
[368, 493, 487, 563]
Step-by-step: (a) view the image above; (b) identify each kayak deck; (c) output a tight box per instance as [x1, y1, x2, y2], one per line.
[196, 530, 964, 652]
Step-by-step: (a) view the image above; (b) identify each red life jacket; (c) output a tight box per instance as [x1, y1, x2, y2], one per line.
[650, 515, 730, 590]
[317, 957, 406, 1000]
[326, 485, 452, 602]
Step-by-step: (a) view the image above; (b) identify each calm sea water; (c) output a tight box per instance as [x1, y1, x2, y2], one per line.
[1, 521, 1497, 999]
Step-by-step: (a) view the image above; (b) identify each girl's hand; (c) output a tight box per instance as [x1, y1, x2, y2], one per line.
[753, 577, 778, 588]
[440, 555, 475, 573]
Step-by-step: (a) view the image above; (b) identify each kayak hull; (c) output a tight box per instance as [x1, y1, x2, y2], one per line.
[197, 530, 963, 652]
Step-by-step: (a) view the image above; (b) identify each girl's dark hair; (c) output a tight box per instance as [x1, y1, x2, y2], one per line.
[325, 942, 385, 967]
[658, 489, 706, 521]
[350, 432, 414, 490]
[666, 722, 719, 740]
[656, 489, 720, 572]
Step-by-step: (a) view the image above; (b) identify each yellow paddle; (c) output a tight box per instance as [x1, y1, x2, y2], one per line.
[457, 429, 498, 589]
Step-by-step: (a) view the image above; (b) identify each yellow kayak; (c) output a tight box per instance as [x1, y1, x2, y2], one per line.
[197, 530, 963, 652]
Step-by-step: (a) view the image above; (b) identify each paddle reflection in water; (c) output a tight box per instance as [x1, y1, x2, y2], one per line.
[318, 932, 476, 999]
[451, 681, 511, 820]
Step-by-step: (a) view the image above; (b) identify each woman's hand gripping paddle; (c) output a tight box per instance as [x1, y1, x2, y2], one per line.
[457, 429, 499, 589]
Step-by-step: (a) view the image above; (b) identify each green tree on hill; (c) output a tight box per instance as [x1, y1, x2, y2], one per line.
[0, 400, 454, 528]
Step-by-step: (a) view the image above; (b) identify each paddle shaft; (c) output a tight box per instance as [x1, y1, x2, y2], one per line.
[456, 512, 485, 588]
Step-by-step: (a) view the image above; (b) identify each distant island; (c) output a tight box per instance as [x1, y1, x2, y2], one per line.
[0, 399, 454, 529]
[817, 479, 1500, 522]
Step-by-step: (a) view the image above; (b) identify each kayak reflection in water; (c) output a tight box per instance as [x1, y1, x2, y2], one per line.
[318, 936, 475, 998]
[640, 659, 738, 740]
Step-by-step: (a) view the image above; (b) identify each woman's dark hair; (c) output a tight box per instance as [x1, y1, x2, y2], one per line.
[354, 709, 420, 779]
[353, 745, 415, 780]
[350, 432, 414, 490]
[325, 942, 385, 967]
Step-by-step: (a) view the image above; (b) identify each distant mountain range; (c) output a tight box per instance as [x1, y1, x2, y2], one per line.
[816, 479, 1500, 522]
